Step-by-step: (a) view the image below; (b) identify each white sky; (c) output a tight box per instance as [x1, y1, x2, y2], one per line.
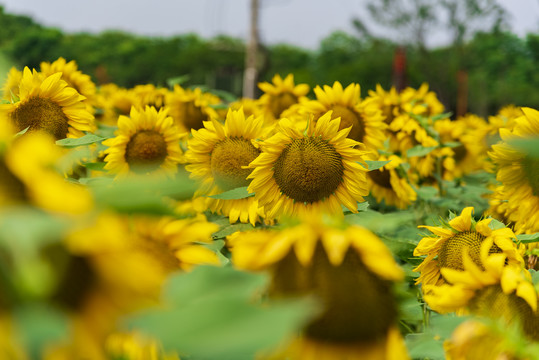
[1, 0, 538, 49]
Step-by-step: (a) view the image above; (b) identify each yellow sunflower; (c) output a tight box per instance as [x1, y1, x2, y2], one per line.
[185, 108, 266, 225]
[229, 220, 407, 360]
[40, 57, 97, 105]
[413, 207, 523, 288]
[0, 67, 94, 140]
[165, 85, 220, 132]
[1, 67, 22, 102]
[422, 239, 538, 341]
[367, 154, 417, 209]
[106, 332, 180, 360]
[95, 84, 141, 126]
[258, 74, 310, 122]
[366, 84, 401, 125]
[301, 81, 387, 152]
[489, 107, 539, 234]
[3, 131, 93, 214]
[247, 111, 369, 220]
[133, 84, 169, 110]
[400, 83, 445, 117]
[103, 106, 183, 178]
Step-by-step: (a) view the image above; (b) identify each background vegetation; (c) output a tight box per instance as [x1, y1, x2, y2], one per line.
[0, 4, 537, 117]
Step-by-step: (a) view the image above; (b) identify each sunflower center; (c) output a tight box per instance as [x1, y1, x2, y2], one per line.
[368, 169, 392, 189]
[139, 236, 180, 272]
[269, 92, 297, 118]
[125, 130, 168, 173]
[181, 101, 207, 130]
[452, 144, 467, 163]
[523, 156, 539, 196]
[11, 96, 70, 140]
[270, 243, 396, 343]
[273, 137, 344, 203]
[327, 105, 366, 143]
[437, 231, 501, 273]
[211, 137, 260, 191]
[470, 285, 539, 341]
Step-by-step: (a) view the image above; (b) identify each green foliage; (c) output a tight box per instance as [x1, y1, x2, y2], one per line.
[127, 266, 317, 360]
[56, 134, 106, 148]
[365, 160, 392, 170]
[209, 186, 254, 200]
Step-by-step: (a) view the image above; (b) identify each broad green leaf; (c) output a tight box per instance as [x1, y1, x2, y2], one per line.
[127, 266, 317, 360]
[83, 162, 107, 171]
[442, 141, 461, 148]
[56, 134, 105, 148]
[508, 137, 539, 158]
[213, 223, 256, 240]
[209, 187, 254, 200]
[345, 209, 416, 235]
[406, 145, 437, 158]
[517, 233, 539, 244]
[416, 186, 438, 200]
[488, 218, 507, 230]
[166, 75, 190, 88]
[365, 160, 391, 171]
[14, 303, 69, 360]
[430, 112, 453, 121]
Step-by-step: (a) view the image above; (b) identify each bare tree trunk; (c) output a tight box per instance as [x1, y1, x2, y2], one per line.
[243, 0, 259, 99]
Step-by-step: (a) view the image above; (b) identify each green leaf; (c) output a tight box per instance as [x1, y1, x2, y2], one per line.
[14, 303, 69, 359]
[365, 160, 391, 171]
[488, 218, 507, 230]
[507, 137, 539, 158]
[213, 223, 256, 240]
[345, 209, 416, 235]
[443, 141, 461, 148]
[209, 187, 254, 200]
[406, 145, 437, 157]
[416, 186, 438, 200]
[430, 112, 453, 121]
[56, 134, 105, 148]
[516, 233, 539, 244]
[83, 162, 107, 171]
[127, 266, 317, 360]
[166, 75, 190, 88]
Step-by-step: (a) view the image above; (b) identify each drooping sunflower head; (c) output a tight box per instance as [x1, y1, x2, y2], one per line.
[258, 74, 310, 121]
[1, 67, 22, 102]
[301, 81, 387, 151]
[165, 85, 220, 132]
[489, 107, 539, 233]
[40, 57, 97, 105]
[414, 207, 523, 288]
[229, 221, 404, 350]
[247, 111, 370, 220]
[423, 238, 538, 340]
[103, 106, 184, 178]
[367, 154, 417, 209]
[1, 67, 95, 140]
[186, 108, 266, 225]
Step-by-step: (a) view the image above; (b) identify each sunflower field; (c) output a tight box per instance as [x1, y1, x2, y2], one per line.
[1, 59, 539, 360]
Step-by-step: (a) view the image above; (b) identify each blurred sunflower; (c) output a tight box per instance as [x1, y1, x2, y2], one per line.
[106, 332, 180, 360]
[489, 107, 539, 234]
[40, 57, 97, 106]
[400, 83, 445, 117]
[103, 106, 183, 178]
[367, 154, 417, 209]
[229, 220, 408, 360]
[247, 111, 369, 219]
[1, 67, 22, 102]
[422, 239, 538, 341]
[414, 207, 522, 288]
[95, 84, 141, 126]
[366, 84, 401, 125]
[133, 84, 169, 110]
[165, 85, 220, 132]
[1, 67, 94, 140]
[186, 108, 266, 225]
[258, 74, 309, 122]
[301, 81, 386, 152]
[2, 131, 93, 214]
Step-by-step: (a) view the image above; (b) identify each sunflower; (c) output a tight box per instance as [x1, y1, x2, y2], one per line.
[247, 111, 369, 220]
[258, 74, 310, 122]
[95, 84, 141, 126]
[103, 106, 183, 178]
[400, 83, 445, 118]
[106, 332, 180, 360]
[40, 57, 97, 105]
[185, 108, 266, 225]
[301, 81, 386, 152]
[367, 154, 417, 209]
[0, 67, 94, 140]
[422, 239, 539, 341]
[229, 220, 407, 360]
[165, 85, 220, 132]
[488, 107, 539, 234]
[2, 131, 93, 214]
[366, 84, 401, 125]
[413, 207, 523, 288]
[1, 67, 22, 102]
[133, 84, 169, 110]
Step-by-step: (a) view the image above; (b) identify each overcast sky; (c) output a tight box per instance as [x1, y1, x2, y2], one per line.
[1, 0, 538, 49]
